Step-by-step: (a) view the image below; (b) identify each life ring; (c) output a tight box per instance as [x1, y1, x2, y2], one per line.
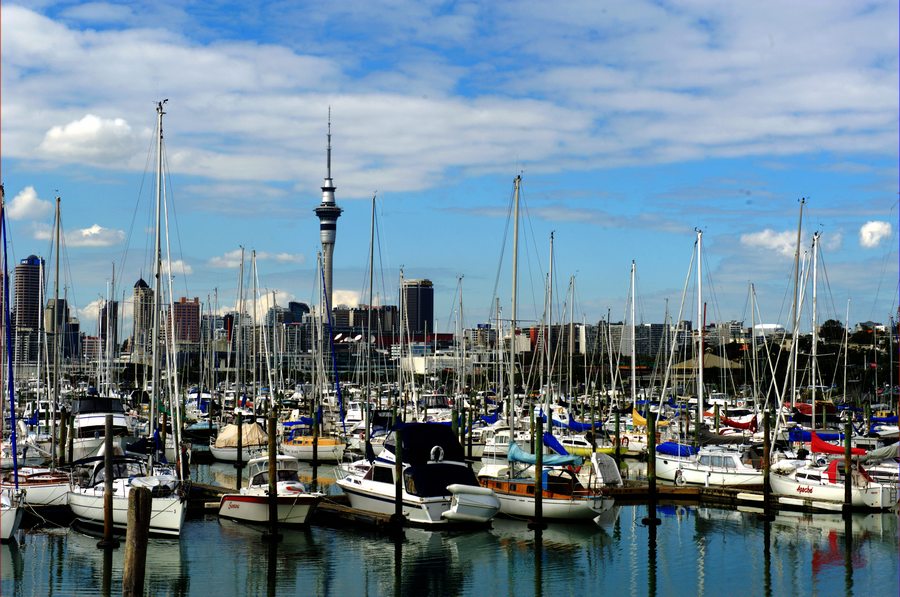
[430, 445, 444, 462]
[620, 436, 629, 449]
[674, 469, 686, 487]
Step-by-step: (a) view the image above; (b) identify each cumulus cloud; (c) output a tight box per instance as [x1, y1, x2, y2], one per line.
[739, 229, 797, 258]
[859, 221, 891, 248]
[164, 259, 193, 277]
[6, 186, 52, 220]
[209, 249, 304, 268]
[67, 224, 125, 247]
[332, 290, 360, 308]
[38, 114, 140, 164]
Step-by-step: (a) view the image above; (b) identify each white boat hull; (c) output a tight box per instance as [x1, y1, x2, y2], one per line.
[281, 442, 345, 462]
[218, 492, 319, 526]
[209, 445, 266, 463]
[337, 477, 471, 526]
[769, 472, 897, 510]
[494, 491, 614, 520]
[656, 454, 763, 487]
[67, 484, 186, 537]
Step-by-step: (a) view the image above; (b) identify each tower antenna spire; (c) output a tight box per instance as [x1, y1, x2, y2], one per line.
[327, 106, 332, 180]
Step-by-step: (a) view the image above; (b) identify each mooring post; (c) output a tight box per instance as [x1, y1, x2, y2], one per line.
[614, 409, 621, 465]
[235, 411, 244, 490]
[843, 419, 852, 515]
[641, 414, 660, 526]
[67, 412, 75, 464]
[122, 486, 151, 597]
[760, 410, 774, 521]
[262, 408, 282, 543]
[58, 409, 69, 466]
[311, 401, 319, 492]
[97, 414, 120, 549]
[391, 426, 404, 530]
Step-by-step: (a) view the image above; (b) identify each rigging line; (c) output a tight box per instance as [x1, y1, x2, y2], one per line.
[161, 138, 191, 299]
[487, 180, 516, 321]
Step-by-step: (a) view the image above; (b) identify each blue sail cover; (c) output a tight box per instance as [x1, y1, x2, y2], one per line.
[507, 441, 582, 467]
[480, 412, 500, 425]
[788, 428, 844, 442]
[542, 432, 569, 455]
[871, 415, 898, 424]
[656, 442, 698, 457]
[567, 418, 601, 432]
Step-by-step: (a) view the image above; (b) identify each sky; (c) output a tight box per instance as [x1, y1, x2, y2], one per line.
[1, 0, 898, 338]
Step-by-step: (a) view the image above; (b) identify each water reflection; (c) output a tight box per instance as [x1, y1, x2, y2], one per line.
[1, 505, 896, 596]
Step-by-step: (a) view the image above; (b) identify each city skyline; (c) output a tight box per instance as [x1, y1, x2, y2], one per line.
[1, 2, 897, 337]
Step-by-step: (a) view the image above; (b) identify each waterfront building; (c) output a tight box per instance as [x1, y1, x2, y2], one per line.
[400, 279, 434, 337]
[99, 300, 118, 356]
[168, 297, 200, 346]
[132, 278, 153, 363]
[14, 254, 43, 362]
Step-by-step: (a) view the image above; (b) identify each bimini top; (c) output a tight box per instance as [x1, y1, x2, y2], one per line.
[383, 423, 466, 466]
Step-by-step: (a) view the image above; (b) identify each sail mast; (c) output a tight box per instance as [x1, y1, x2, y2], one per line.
[509, 175, 520, 431]
[150, 100, 166, 457]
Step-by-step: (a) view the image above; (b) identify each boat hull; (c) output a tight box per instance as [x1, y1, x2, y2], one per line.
[281, 441, 345, 462]
[67, 486, 186, 537]
[209, 445, 266, 463]
[336, 477, 463, 526]
[769, 472, 897, 510]
[218, 493, 319, 526]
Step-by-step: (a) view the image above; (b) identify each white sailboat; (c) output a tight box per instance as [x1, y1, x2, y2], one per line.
[218, 455, 321, 526]
[68, 101, 187, 537]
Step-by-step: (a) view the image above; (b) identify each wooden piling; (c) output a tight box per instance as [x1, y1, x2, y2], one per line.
[97, 414, 120, 549]
[235, 411, 244, 490]
[122, 486, 152, 597]
[67, 412, 75, 464]
[262, 409, 282, 543]
[391, 426, 404, 529]
[843, 419, 852, 514]
[58, 409, 68, 466]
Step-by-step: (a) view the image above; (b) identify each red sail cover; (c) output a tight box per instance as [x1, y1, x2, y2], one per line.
[720, 416, 757, 431]
[811, 431, 866, 455]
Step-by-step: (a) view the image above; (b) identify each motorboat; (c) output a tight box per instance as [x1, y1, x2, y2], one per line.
[336, 423, 500, 527]
[218, 455, 321, 526]
[769, 457, 897, 510]
[67, 455, 186, 537]
[655, 443, 765, 487]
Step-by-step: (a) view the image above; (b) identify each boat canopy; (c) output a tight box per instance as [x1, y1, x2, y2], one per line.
[383, 423, 467, 466]
[507, 442, 582, 467]
[214, 423, 268, 448]
[656, 442, 698, 457]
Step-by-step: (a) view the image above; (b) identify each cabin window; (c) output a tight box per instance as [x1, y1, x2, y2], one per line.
[526, 485, 534, 495]
[373, 466, 393, 484]
[710, 456, 724, 469]
[699, 456, 711, 466]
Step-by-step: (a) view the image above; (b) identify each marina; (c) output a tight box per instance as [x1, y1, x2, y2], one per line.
[1, 3, 898, 597]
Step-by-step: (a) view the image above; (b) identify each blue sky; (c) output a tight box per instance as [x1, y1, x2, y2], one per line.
[1, 1, 897, 336]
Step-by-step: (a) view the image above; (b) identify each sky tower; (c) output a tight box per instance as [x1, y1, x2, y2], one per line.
[314, 110, 342, 310]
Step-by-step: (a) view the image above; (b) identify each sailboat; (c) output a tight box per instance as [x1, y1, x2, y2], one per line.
[68, 101, 187, 537]
[0, 185, 24, 541]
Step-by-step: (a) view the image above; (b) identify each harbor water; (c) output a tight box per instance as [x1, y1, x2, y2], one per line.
[1, 462, 897, 596]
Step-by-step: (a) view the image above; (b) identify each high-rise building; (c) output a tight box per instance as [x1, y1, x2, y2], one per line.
[14, 255, 43, 362]
[168, 297, 200, 344]
[132, 278, 154, 361]
[314, 113, 342, 310]
[400, 279, 434, 337]
[99, 300, 118, 355]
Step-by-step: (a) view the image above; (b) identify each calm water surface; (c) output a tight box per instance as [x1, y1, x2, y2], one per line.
[1, 462, 897, 596]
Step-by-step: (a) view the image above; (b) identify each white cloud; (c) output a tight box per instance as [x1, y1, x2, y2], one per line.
[332, 290, 360, 308]
[209, 249, 304, 268]
[208, 249, 244, 269]
[164, 259, 193, 277]
[859, 221, 892, 248]
[7, 186, 52, 220]
[76, 298, 105, 329]
[38, 114, 141, 164]
[67, 224, 125, 248]
[739, 229, 797, 258]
